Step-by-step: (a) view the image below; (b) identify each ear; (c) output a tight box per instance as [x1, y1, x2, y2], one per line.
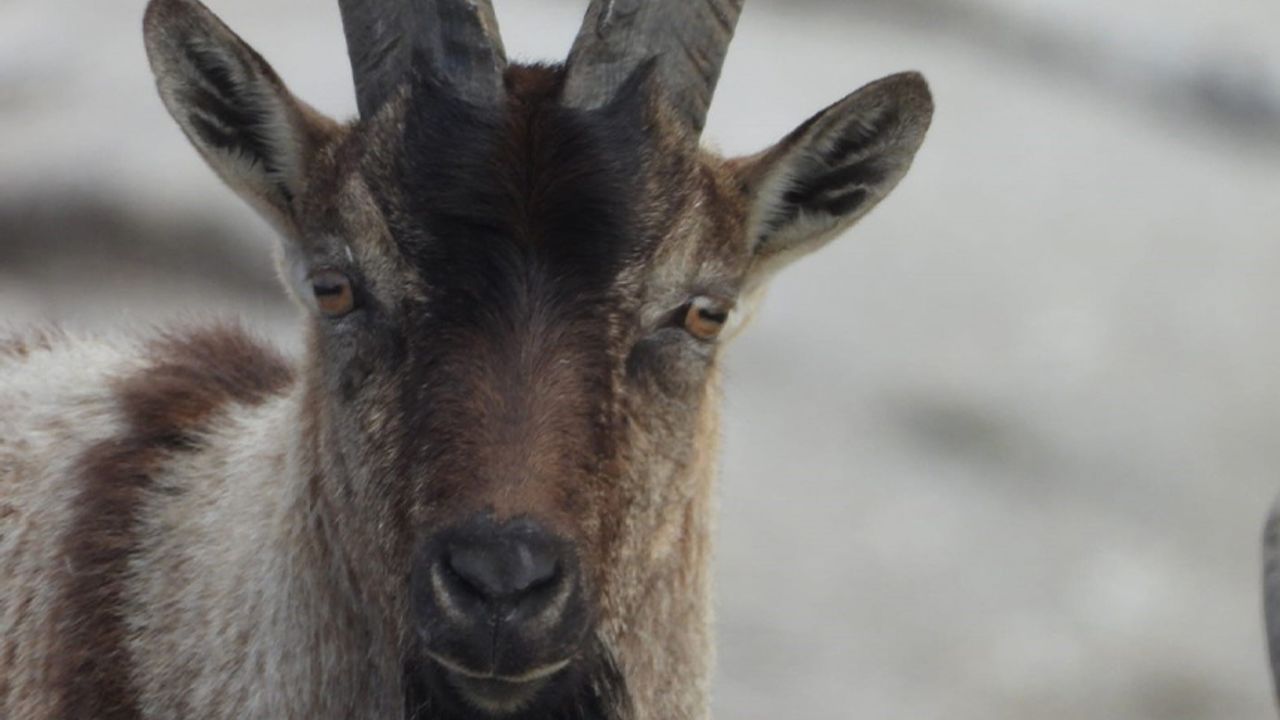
[143, 0, 338, 235]
[733, 72, 933, 286]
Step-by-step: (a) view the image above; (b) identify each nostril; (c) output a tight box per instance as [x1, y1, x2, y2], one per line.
[445, 539, 560, 602]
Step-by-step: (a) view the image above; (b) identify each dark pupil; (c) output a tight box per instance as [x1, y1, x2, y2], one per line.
[697, 307, 727, 324]
[314, 280, 344, 297]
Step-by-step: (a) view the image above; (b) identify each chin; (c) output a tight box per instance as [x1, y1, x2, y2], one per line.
[406, 653, 597, 720]
[446, 670, 555, 715]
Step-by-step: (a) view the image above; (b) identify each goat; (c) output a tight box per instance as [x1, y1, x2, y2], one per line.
[0, 0, 933, 717]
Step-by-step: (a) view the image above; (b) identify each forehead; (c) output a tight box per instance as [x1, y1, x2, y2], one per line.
[358, 65, 683, 307]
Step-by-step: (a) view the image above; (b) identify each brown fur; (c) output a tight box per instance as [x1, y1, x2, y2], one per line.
[51, 326, 294, 719]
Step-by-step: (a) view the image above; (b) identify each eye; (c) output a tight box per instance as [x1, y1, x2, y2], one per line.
[681, 296, 731, 342]
[311, 270, 356, 317]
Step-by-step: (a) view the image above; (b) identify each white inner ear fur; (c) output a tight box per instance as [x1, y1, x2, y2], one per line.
[739, 73, 933, 291]
[150, 22, 313, 240]
[184, 41, 301, 190]
[282, 241, 318, 311]
[744, 157, 862, 289]
[744, 122, 894, 288]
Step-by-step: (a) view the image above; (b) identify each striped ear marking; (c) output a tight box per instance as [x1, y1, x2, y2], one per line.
[738, 72, 934, 279]
[143, 0, 333, 225]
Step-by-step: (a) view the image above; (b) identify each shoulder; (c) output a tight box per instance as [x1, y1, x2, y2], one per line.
[123, 323, 298, 420]
[0, 321, 297, 430]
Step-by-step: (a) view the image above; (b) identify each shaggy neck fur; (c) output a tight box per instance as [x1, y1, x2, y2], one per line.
[108, 344, 405, 718]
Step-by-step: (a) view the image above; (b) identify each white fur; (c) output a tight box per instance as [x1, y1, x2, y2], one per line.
[0, 332, 138, 715]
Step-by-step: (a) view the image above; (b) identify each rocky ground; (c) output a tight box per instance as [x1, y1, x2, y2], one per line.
[2, 1, 1279, 718]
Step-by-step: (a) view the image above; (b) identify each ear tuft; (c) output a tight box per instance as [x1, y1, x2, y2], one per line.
[179, 40, 288, 182]
[737, 71, 933, 281]
[144, 0, 333, 228]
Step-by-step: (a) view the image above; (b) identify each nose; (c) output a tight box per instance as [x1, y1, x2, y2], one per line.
[413, 515, 587, 682]
[445, 526, 561, 603]
[433, 517, 569, 616]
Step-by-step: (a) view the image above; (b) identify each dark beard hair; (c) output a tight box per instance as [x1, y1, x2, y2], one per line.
[403, 642, 630, 720]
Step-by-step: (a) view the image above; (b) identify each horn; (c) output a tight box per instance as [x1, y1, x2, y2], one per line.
[338, 0, 508, 117]
[562, 0, 745, 135]
[1265, 496, 1280, 706]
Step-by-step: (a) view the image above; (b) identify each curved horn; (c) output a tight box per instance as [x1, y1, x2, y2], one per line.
[562, 0, 744, 135]
[339, 0, 507, 117]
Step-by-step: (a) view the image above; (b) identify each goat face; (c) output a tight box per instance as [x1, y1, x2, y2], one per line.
[294, 67, 746, 715]
[144, 0, 932, 715]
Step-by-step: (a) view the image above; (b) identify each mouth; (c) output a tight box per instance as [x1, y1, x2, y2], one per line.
[427, 651, 573, 715]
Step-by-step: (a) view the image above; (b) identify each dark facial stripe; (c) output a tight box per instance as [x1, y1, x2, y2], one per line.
[51, 325, 294, 719]
[395, 65, 650, 302]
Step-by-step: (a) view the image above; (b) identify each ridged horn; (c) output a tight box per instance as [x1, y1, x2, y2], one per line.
[338, 0, 507, 117]
[562, 0, 745, 135]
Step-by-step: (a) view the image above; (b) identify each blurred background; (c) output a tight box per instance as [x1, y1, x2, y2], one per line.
[2, 0, 1279, 717]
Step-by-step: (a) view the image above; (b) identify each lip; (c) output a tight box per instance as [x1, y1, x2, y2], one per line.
[428, 651, 573, 683]
[427, 651, 573, 714]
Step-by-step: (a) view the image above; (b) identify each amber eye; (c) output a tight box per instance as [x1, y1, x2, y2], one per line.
[311, 270, 355, 317]
[683, 297, 731, 341]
